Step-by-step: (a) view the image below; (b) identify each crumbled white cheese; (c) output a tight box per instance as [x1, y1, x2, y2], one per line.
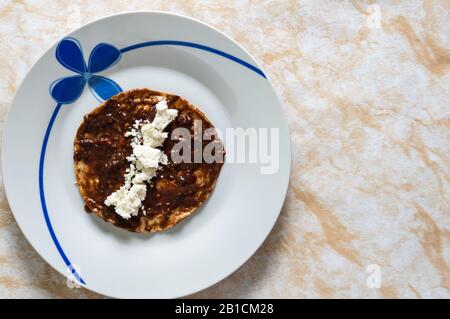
[133, 167, 157, 184]
[133, 145, 162, 168]
[104, 184, 147, 219]
[141, 125, 168, 148]
[151, 100, 178, 130]
[104, 98, 178, 219]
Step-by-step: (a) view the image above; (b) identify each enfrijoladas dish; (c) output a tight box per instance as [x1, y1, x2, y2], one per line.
[74, 88, 224, 232]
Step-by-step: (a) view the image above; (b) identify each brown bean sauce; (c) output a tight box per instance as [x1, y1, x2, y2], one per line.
[74, 89, 224, 231]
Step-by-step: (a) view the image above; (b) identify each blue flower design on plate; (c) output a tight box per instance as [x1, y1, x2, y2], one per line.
[50, 37, 123, 104]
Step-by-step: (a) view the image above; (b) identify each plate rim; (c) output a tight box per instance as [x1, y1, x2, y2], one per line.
[1, 10, 292, 298]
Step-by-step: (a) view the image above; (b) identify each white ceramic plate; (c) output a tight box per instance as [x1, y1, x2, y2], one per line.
[1, 12, 290, 298]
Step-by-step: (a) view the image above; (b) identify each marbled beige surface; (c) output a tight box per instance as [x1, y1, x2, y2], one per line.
[0, 0, 449, 298]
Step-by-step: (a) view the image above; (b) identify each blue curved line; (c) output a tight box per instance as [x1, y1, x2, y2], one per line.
[42, 38, 266, 286]
[120, 40, 266, 79]
[39, 103, 86, 285]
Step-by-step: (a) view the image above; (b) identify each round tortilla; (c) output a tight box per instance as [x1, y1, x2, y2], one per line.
[74, 88, 224, 232]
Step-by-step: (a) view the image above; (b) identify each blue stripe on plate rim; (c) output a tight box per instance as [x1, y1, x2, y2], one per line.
[40, 39, 267, 285]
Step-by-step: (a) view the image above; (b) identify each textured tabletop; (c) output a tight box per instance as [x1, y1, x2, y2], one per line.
[0, 0, 449, 298]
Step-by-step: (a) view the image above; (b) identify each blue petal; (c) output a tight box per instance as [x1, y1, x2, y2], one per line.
[88, 43, 121, 73]
[88, 75, 122, 101]
[55, 38, 86, 74]
[50, 75, 86, 104]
